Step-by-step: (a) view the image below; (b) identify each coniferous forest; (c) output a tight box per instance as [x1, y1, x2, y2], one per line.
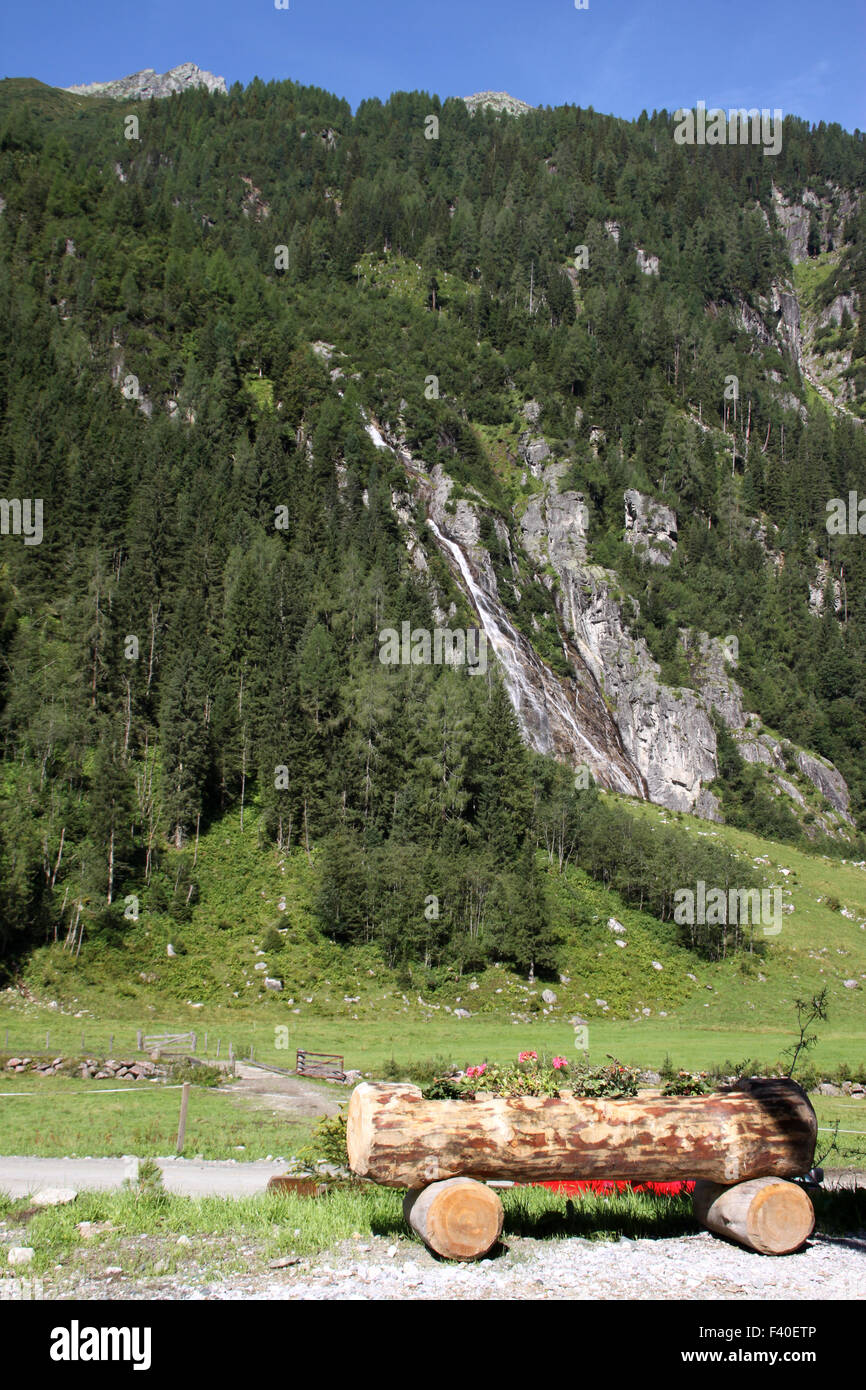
[1, 75, 865, 980]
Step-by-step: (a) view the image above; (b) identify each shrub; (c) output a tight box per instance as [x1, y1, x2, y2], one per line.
[301, 1107, 349, 1166]
[168, 1061, 224, 1087]
[662, 1071, 713, 1096]
[126, 1157, 169, 1209]
[261, 926, 284, 955]
[381, 1055, 456, 1085]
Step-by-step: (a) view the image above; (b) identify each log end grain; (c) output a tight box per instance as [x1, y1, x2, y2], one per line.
[404, 1177, 504, 1260]
[746, 1180, 815, 1254]
[693, 1177, 815, 1255]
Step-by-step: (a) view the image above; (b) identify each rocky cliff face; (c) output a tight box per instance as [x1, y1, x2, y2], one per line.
[728, 185, 864, 417]
[367, 415, 853, 836]
[66, 63, 227, 100]
[771, 182, 859, 264]
[518, 461, 720, 817]
[623, 490, 677, 566]
[394, 455, 647, 798]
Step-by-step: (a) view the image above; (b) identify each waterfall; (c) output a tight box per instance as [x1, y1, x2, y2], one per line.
[426, 519, 643, 796]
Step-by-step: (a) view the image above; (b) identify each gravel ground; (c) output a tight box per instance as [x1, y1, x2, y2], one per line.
[41, 1229, 865, 1301]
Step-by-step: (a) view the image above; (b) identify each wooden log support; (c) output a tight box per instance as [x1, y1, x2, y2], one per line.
[692, 1177, 815, 1255]
[347, 1078, 816, 1188]
[403, 1178, 504, 1261]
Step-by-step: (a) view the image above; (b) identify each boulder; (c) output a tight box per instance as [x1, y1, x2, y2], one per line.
[31, 1188, 78, 1207]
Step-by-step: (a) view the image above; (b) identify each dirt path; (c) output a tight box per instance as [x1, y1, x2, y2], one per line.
[226, 1063, 343, 1120]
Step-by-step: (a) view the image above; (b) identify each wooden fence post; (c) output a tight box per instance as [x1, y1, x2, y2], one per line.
[136, 1030, 143, 1051]
[176, 1082, 191, 1155]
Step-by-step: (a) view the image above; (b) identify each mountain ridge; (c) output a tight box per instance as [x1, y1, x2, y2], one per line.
[64, 62, 227, 100]
[0, 74, 864, 976]
[463, 91, 535, 116]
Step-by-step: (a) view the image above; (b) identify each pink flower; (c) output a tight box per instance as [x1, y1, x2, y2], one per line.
[552, 1057, 567, 1071]
[518, 1051, 538, 1063]
[466, 1063, 487, 1079]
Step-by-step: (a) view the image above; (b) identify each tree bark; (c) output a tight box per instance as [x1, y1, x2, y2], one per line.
[347, 1079, 816, 1187]
[692, 1177, 815, 1254]
[403, 1178, 503, 1260]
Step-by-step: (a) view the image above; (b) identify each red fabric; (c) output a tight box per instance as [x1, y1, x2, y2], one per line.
[525, 1180, 695, 1196]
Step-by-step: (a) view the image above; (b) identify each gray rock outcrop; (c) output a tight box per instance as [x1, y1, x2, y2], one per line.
[66, 63, 227, 100]
[623, 490, 677, 566]
[463, 92, 535, 117]
[367, 417, 853, 833]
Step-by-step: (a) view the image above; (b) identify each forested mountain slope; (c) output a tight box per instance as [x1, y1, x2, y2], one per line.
[0, 75, 864, 979]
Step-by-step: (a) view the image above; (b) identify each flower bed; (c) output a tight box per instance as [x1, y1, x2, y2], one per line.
[525, 1180, 696, 1196]
[422, 1051, 642, 1100]
[421, 1051, 714, 1101]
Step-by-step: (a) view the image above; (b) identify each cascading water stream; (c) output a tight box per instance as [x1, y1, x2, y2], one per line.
[426, 518, 643, 796]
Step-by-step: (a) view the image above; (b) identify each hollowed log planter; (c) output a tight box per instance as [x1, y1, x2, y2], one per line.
[347, 1079, 817, 1261]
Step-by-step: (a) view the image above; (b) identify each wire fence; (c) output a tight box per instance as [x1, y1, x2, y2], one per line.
[1, 1025, 259, 1064]
[0, 1084, 190, 1098]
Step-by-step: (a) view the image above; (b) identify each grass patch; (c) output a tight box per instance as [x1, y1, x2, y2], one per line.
[0, 1074, 317, 1159]
[0, 1181, 861, 1285]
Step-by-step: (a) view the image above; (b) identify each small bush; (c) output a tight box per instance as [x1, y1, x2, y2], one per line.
[300, 1107, 349, 1166]
[659, 1052, 677, 1081]
[261, 926, 284, 955]
[127, 1157, 169, 1208]
[380, 1055, 457, 1085]
[168, 1060, 225, 1087]
[662, 1071, 713, 1096]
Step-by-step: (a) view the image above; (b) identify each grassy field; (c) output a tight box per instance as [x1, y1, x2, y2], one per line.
[1, 1182, 862, 1283]
[1, 1008, 864, 1077]
[2, 797, 864, 1169]
[0, 1072, 316, 1160]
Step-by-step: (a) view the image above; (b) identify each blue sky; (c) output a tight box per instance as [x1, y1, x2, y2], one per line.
[2, 0, 864, 131]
